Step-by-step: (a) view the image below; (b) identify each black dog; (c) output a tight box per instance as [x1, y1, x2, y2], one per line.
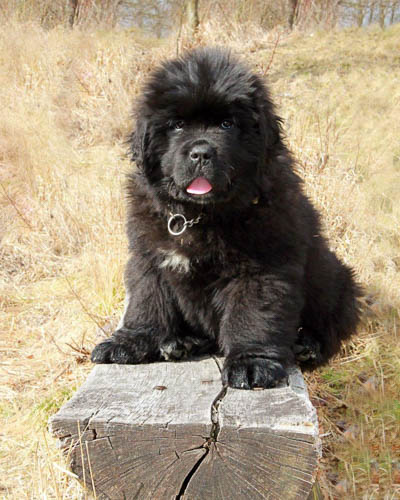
[91, 48, 361, 389]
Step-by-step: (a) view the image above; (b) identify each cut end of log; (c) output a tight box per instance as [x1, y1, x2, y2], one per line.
[50, 358, 321, 499]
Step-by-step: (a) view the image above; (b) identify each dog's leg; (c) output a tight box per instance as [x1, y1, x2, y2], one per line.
[297, 248, 361, 369]
[219, 272, 303, 389]
[91, 257, 180, 364]
[293, 328, 323, 367]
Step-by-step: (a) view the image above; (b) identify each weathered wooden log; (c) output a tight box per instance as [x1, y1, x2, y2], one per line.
[49, 358, 322, 499]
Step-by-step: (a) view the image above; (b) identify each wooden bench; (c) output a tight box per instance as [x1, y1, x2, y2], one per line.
[50, 357, 322, 499]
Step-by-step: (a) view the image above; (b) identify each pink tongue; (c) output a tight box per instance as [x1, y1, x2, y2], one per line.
[186, 177, 213, 195]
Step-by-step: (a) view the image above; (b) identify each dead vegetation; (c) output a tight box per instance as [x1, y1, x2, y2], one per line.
[0, 19, 399, 499]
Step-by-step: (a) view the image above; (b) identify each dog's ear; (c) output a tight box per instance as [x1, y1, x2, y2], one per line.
[129, 116, 149, 170]
[253, 78, 283, 155]
[260, 105, 282, 153]
[130, 116, 161, 179]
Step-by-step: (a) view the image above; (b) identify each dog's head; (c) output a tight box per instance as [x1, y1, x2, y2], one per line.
[130, 48, 282, 208]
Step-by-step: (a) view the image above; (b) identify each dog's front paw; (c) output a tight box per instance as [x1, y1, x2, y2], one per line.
[159, 339, 187, 361]
[293, 332, 322, 367]
[222, 356, 288, 390]
[91, 327, 159, 364]
[160, 335, 217, 360]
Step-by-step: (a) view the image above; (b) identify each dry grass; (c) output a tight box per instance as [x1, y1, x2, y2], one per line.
[0, 19, 399, 499]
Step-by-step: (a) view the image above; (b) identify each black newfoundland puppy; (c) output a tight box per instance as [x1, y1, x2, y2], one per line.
[91, 48, 361, 389]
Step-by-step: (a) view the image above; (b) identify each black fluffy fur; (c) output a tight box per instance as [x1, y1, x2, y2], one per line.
[91, 48, 361, 389]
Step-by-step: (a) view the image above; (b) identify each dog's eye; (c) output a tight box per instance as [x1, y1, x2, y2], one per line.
[174, 120, 184, 130]
[221, 120, 233, 130]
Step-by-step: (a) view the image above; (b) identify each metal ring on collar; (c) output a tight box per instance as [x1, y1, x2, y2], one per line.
[168, 213, 188, 236]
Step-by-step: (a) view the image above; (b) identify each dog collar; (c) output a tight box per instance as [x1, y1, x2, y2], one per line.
[167, 212, 202, 236]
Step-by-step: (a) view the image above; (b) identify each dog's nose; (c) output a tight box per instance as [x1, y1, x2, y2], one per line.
[189, 143, 214, 164]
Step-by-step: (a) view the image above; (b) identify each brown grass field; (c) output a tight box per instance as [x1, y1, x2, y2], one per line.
[0, 18, 399, 499]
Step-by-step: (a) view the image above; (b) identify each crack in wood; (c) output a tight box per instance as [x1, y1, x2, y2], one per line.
[210, 386, 227, 439]
[175, 447, 208, 499]
[175, 360, 228, 499]
[211, 355, 223, 373]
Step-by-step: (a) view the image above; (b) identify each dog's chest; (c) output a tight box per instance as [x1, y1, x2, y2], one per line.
[159, 249, 191, 274]
[157, 231, 215, 275]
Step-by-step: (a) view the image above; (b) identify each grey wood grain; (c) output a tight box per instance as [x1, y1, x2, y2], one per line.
[50, 359, 321, 499]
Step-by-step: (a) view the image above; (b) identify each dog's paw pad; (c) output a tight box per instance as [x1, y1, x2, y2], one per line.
[91, 330, 159, 365]
[222, 357, 288, 390]
[160, 340, 186, 360]
[160, 336, 216, 360]
[293, 336, 322, 364]
[91, 339, 119, 363]
[91, 340, 139, 364]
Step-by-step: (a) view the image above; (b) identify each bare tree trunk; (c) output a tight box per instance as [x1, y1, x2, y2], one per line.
[378, 0, 386, 27]
[331, 0, 343, 28]
[356, 2, 365, 26]
[389, 0, 396, 24]
[367, 0, 375, 24]
[288, 0, 299, 29]
[69, 0, 78, 26]
[186, 0, 199, 35]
